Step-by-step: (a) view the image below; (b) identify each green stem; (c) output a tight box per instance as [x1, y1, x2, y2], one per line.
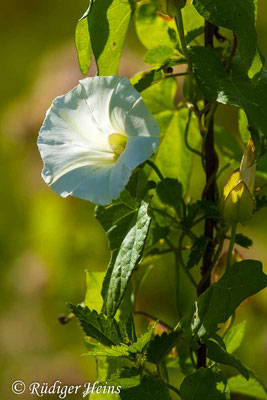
[226, 222, 237, 268]
[146, 159, 164, 181]
[185, 110, 202, 157]
[175, 10, 192, 72]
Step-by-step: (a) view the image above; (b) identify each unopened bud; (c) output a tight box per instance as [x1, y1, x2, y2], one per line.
[159, 0, 186, 17]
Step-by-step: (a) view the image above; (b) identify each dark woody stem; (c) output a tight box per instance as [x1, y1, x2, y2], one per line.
[197, 21, 219, 369]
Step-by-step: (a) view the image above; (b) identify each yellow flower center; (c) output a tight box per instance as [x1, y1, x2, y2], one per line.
[108, 133, 128, 158]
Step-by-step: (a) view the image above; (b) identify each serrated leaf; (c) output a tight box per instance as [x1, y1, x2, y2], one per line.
[190, 48, 267, 141]
[107, 367, 142, 389]
[85, 271, 105, 313]
[69, 304, 128, 346]
[186, 236, 209, 270]
[120, 375, 171, 400]
[235, 234, 253, 249]
[193, 0, 262, 78]
[196, 200, 220, 219]
[228, 375, 267, 399]
[146, 331, 180, 364]
[185, 26, 204, 44]
[156, 178, 183, 210]
[86, 325, 154, 357]
[207, 338, 250, 379]
[180, 368, 230, 400]
[181, 260, 267, 347]
[224, 321, 247, 354]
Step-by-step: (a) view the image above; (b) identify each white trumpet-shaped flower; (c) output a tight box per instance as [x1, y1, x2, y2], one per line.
[37, 76, 160, 205]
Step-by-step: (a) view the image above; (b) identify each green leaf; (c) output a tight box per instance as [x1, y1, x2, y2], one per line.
[185, 26, 204, 44]
[235, 234, 253, 249]
[180, 368, 230, 400]
[146, 331, 181, 364]
[228, 375, 267, 399]
[84, 270, 105, 313]
[156, 178, 183, 210]
[142, 79, 199, 192]
[76, 0, 134, 76]
[144, 45, 176, 67]
[96, 197, 151, 317]
[190, 48, 267, 139]
[207, 338, 250, 379]
[86, 325, 154, 357]
[120, 375, 171, 400]
[186, 236, 209, 270]
[224, 321, 247, 353]
[69, 304, 128, 346]
[107, 367, 142, 389]
[181, 260, 267, 346]
[193, 0, 262, 78]
[135, 1, 177, 50]
[131, 69, 165, 93]
[75, 5, 93, 75]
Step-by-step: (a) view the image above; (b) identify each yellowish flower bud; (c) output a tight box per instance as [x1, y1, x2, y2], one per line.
[221, 140, 256, 226]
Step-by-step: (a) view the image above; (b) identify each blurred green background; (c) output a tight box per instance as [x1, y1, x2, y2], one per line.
[1, 1, 267, 399]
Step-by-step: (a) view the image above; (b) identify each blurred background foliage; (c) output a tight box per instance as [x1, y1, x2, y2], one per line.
[0, 1, 267, 399]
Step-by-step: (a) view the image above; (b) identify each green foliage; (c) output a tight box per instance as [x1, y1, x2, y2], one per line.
[186, 236, 209, 269]
[96, 194, 151, 317]
[46, 0, 267, 394]
[190, 47, 267, 144]
[193, 0, 262, 78]
[120, 375, 171, 400]
[181, 260, 267, 346]
[142, 79, 199, 192]
[146, 331, 181, 364]
[206, 338, 250, 379]
[156, 178, 183, 211]
[69, 304, 129, 346]
[107, 367, 142, 389]
[228, 375, 267, 399]
[235, 233, 253, 249]
[180, 368, 230, 399]
[86, 324, 154, 357]
[76, 0, 134, 75]
[75, 5, 93, 75]
[84, 270, 105, 312]
[224, 321, 247, 354]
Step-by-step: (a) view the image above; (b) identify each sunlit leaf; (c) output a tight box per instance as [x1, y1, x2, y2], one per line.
[120, 375, 171, 400]
[181, 260, 267, 347]
[96, 196, 151, 317]
[224, 321, 247, 353]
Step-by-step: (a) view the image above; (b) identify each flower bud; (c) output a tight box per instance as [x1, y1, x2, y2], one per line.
[221, 140, 256, 226]
[159, 0, 186, 17]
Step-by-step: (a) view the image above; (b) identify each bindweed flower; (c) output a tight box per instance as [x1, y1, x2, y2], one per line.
[37, 76, 160, 205]
[221, 139, 256, 226]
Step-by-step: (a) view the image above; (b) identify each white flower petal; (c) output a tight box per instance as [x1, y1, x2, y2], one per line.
[109, 77, 160, 138]
[120, 136, 160, 170]
[50, 165, 114, 205]
[38, 76, 161, 205]
[109, 157, 132, 199]
[79, 76, 122, 134]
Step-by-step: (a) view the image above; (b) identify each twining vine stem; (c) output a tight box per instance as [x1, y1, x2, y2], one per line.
[197, 20, 219, 369]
